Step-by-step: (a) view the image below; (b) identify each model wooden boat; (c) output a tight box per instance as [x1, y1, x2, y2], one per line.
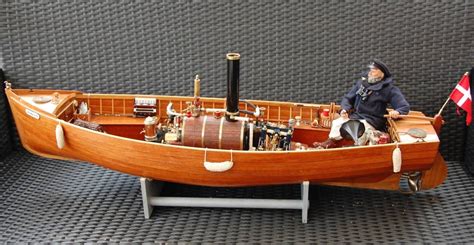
[3, 53, 447, 193]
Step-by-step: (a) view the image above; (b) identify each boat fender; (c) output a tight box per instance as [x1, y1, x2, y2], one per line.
[392, 143, 401, 173]
[203, 149, 234, 172]
[56, 122, 65, 149]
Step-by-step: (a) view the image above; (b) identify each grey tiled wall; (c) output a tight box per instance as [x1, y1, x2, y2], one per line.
[1, 0, 473, 160]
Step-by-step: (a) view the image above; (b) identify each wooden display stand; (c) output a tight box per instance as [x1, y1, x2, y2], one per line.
[140, 178, 310, 224]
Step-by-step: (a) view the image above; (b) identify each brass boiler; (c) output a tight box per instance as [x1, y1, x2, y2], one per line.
[182, 116, 245, 150]
[143, 116, 158, 142]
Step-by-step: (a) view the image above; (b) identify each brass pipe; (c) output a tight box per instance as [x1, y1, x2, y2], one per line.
[194, 75, 200, 98]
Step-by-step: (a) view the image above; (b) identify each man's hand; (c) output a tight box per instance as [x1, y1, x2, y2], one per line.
[388, 110, 400, 119]
[340, 110, 349, 119]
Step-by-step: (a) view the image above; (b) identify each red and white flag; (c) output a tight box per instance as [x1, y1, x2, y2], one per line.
[449, 72, 472, 125]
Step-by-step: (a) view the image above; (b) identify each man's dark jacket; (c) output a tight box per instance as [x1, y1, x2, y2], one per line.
[340, 76, 410, 131]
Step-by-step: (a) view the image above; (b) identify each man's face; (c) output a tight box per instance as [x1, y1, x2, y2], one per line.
[368, 67, 384, 80]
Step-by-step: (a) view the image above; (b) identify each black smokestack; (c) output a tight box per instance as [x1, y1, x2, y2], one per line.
[226, 53, 240, 121]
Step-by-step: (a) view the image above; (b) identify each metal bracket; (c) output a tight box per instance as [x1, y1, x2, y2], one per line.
[140, 178, 310, 224]
[399, 172, 422, 194]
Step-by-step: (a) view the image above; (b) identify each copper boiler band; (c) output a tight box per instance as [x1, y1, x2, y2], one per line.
[201, 115, 207, 147]
[181, 117, 186, 142]
[219, 117, 225, 149]
[240, 120, 244, 150]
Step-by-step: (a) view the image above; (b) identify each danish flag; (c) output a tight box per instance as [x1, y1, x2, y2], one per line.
[449, 72, 471, 125]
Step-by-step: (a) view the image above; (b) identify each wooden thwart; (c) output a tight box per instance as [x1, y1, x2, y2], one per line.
[384, 114, 435, 122]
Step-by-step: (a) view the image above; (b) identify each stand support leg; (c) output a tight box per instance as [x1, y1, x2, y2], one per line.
[301, 181, 309, 224]
[140, 178, 163, 219]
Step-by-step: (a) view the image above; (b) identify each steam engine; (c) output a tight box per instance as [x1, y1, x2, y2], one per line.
[142, 53, 294, 151]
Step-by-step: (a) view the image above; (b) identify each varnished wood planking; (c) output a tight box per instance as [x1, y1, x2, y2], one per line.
[5, 88, 445, 189]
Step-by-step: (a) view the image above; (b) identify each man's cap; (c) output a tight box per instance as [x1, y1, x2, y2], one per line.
[368, 59, 391, 78]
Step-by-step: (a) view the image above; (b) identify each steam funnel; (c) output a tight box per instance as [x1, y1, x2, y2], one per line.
[226, 53, 240, 121]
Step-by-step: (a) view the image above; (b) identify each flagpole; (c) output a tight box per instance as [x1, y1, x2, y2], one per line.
[436, 97, 451, 116]
[436, 71, 470, 116]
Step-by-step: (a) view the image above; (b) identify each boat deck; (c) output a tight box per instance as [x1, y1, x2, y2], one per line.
[0, 150, 472, 243]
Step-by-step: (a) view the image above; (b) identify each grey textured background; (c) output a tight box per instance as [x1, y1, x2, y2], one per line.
[0, 72, 13, 160]
[0, 0, 473, 160]
[1, 1, 474, 242]
[0, 2, 12, 158]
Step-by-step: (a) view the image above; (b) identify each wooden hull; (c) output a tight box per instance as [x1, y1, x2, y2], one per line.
[5, 88, 447, 190]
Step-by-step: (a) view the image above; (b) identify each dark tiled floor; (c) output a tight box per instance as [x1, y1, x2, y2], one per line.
[1, 150, 473, 243]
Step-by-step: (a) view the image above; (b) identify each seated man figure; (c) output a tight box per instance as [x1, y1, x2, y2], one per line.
[314, 59, 410, 148]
